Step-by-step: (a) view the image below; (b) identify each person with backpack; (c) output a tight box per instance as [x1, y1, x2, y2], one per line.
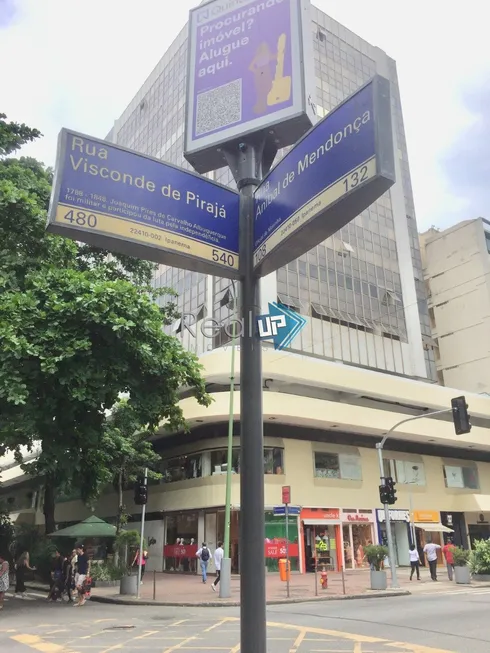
[196, 542, 211, 583]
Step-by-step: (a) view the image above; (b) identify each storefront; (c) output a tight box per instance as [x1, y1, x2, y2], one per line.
[264, 510, 300, 572]
[440, 511, 468, 548]
[412, 510, 453, 566]
[376, 508, 411, 567]
[463, 512, 490, 549]
[300, 508, 343, 573]
[341, 509, 377, 569]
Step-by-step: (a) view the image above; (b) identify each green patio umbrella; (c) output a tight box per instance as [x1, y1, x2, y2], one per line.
[48, 515, 117, 538]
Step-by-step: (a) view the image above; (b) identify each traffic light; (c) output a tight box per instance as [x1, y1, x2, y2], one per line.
[451, 396, 471, 435]
[386, 476, 397, 505]
[134, 478, 148, 506]
[379, 483, 390, 504]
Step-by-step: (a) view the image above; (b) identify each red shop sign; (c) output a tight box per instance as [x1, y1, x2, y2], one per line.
[265, 541, 299, 558]
[282, 485, 291, 504]
[346, 514, 370, 523]
[163, 544, 198, 558]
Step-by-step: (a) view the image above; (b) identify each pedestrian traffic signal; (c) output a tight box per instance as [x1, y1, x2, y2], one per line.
[385, 476, 397, 505]
[451, 396, 471, 435]
[134, 479, 148, 506]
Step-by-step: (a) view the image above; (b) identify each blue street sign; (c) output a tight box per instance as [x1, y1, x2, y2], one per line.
[273, 506, 300, 516]
[257, 302, 306, 350]
[253, 75, 396, 276]
[47, 129, 240, 279]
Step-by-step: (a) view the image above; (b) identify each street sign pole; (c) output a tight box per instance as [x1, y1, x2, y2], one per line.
[136, 467, 148, 599]
[285, 503, 290, 598]
[224, 138, 270, 653]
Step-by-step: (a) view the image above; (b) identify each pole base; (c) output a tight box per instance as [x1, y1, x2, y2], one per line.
[219, 557, 232, 599]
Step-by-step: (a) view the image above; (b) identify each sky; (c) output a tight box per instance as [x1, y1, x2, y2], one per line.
[0, 0, 488, 232]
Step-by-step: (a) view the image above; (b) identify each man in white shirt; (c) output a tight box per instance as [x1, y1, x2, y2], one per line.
[211, 542, 224, 593]
[423, 541, 441, 581]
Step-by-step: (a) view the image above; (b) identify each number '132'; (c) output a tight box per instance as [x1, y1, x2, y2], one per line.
[343, 165, 368, 192]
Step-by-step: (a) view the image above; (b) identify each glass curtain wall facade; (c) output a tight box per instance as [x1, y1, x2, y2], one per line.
[107, 8, 436, 381]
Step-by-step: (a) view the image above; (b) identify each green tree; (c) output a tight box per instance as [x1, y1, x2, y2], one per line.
[97, 400, 162, 535]
[0, 115, 210, 533]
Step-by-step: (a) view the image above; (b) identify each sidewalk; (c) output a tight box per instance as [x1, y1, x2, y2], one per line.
[27, 568, 490, 607]
[90, 569, 408, 606]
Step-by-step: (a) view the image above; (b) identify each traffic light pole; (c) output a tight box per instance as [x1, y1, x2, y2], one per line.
[376, 408, 454, 589]
[136, 467, 148, 599]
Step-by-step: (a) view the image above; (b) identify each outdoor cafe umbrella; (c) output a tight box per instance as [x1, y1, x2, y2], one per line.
[47, 515, 117, 538]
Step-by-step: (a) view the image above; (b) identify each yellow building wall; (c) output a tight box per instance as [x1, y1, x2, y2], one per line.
[51, 437, 490, 525]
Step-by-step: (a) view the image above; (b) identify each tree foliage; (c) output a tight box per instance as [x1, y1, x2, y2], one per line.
[0, 114, 210, 533]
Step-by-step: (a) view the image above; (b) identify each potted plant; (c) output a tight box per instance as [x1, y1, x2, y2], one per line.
[364, 544, 389, 590]
[469, 539, 490, 581]
[452, 546, 471, 584]
[114, 530, 141, 595]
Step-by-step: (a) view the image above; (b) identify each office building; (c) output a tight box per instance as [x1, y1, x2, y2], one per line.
[420, 218, 490, 394]
[106, 2, 436, 382]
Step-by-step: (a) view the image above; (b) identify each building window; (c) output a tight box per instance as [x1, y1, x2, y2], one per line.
[264, 447, 284, 475]
[210, 448, 240, 474]
[443, 464, 479, 489]
[485, 231, 490, 254]
[383, 459, 425, 485]
[162, 454, 202, 483]
[314, 452, 362, 480]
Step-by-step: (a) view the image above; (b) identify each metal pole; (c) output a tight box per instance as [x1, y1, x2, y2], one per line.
[409, 489, 416, 545]
[285, 504, 290, 598]
[220, 281, 237, 599]
[376, 445, 398, 588]
[374, 407, 454, 589]
[136, 468, 148, 598]
[224, 139, 267, 653]
[341, 565, 346, 595]
[153, 570, 156, 601]
[314, 526, 318, 596]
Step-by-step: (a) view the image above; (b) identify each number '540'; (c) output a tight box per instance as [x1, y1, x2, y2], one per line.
[63, 210, 98, 228]
[212, 249, 235, 267]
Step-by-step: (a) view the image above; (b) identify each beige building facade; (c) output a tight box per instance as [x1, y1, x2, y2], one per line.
[420, 218, 490, 393]
[2, 349, 490, 573]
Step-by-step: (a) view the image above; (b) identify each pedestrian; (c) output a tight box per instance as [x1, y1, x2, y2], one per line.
[47, 550, 63, 601]
[442, 538, 456, 581]
[196, 542, 211, 584]
[423, 541, 441, 581]
[211, 541, 224, 592]
[132, 547, 148, 584]
[74, 543, 90, 607]
[14, 551, 36, 598]
[63, 550, 76, 602]
[0, 554, 9, 610]
[409, 544, 421, 581]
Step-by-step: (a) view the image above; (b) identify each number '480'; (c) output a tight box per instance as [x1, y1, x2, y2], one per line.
[63, 210, 97, 228]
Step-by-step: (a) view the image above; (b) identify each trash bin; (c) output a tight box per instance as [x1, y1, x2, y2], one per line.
[278, 558, 291, 582]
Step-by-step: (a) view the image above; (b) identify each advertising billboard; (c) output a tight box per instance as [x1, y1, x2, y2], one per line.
[184, 0, 316, 173]
[47, 129, 240, 279]
[253, 75, 396, 276]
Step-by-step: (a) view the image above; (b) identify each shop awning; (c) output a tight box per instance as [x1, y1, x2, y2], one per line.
[414, 522, 454, 533]
[302, 519, 339, 526]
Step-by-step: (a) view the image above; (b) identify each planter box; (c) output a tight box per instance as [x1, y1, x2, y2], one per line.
[454, 565, 471, 585]
[120, 574, 139, 595]
[370, 570, 387, 591]
[472, 574, 490, 582]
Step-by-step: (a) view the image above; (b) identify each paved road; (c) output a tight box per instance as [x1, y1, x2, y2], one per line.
[2, 588, 490, 652]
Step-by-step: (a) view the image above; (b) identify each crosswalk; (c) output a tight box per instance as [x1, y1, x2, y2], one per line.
[4, 590, 48, 602]
[418, 586, 490, 597]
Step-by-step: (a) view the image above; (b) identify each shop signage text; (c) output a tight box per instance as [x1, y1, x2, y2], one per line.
[265, 540, 299, 558]
[163, 544, 198, 558]
[301, 508, 340, 521]
[346, 514, 370, 523]
[376, 509, 409, 523]
[413, 510, 439, 523]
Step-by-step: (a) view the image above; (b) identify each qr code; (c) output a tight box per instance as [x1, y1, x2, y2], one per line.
[195, 79, 242, 136]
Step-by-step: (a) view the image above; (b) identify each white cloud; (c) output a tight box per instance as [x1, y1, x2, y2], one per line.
[1, 0, 488, 230]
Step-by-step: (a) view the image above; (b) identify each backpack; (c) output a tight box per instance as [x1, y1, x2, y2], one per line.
[201, 547, 210, 562]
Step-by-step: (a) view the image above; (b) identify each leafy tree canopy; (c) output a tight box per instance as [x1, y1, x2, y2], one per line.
[0, 114, 210, 532]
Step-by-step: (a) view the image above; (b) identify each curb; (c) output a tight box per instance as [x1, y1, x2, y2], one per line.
[88, 589, 411, 607]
